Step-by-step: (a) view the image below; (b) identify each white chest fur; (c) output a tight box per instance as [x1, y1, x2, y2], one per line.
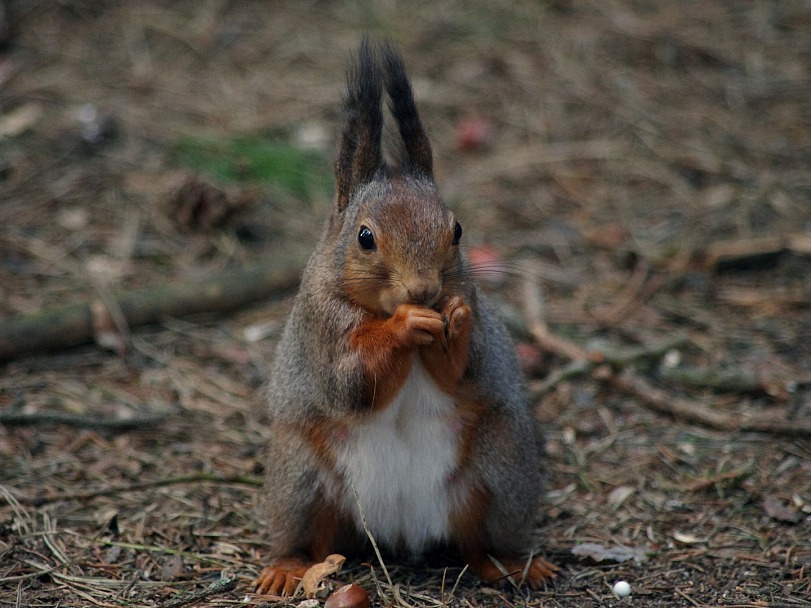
[334, 360, 460, 553]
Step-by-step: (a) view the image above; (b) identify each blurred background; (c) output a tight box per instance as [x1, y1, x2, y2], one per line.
[3, 1, 809, 301]
[1, 2, 810, 606]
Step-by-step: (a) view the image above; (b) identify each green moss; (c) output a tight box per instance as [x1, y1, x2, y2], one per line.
[173, 135, 332, 199]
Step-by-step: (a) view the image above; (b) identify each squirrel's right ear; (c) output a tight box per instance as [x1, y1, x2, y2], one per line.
[335, 38, 384, 214]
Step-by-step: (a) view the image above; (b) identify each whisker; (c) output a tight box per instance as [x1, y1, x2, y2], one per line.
[339, 257, 573, 294]
[340, 274, 390, 287]
[461, 258, 579, 286]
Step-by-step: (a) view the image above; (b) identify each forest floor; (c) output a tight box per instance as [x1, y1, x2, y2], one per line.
[1, 1, 810, 607]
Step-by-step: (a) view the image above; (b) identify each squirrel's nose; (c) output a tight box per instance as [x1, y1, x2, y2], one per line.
[406, 281, 441, 306]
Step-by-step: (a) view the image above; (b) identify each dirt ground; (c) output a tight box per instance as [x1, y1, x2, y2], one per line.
[1, 1, 810, 607]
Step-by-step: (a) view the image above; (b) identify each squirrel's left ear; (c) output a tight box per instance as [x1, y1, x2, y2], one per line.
[335, 37, 384, 215]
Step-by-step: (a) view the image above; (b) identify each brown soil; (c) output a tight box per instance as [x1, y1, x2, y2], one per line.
[1, 1, 810, 607]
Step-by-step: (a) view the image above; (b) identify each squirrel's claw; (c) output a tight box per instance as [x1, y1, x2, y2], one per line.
[441, 296, 471, 343]
[254, 560, 309, 597]
[393, 304, 445, 347]
[466, 554, 559, 591]
[522, 556, 560, 589]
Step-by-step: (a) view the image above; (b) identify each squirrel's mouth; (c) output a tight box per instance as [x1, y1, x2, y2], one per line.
[379, 281, 443, 315]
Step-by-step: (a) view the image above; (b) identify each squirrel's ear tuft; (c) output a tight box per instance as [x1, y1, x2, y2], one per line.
[336, 37, 384, 213]
[380, 41, 433, 179]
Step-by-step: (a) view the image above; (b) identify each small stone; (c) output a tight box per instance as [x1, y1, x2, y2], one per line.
[613, 580, 631, 598]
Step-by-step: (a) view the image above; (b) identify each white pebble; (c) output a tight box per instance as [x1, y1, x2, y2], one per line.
[613, 580, 632, 597]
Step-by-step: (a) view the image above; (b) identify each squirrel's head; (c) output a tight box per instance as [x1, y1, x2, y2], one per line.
[328, 39, 464, 316]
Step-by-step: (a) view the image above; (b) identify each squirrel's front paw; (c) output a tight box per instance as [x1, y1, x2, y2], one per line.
[416, 296, 471, 387]
[391, 304, 445, 346]
[440, 295, 472, 343]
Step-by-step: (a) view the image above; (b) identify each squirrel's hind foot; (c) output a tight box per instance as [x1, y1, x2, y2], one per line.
[467, 553, 560, 590]
[521, 556, 560, 589]
[254, 557, 310, 596]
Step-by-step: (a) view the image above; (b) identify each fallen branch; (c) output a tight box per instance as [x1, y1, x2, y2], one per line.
[683, 465, 754, 492]
[521, 273, 590, 362]
[530, 320, 592, 363]
[658, 365, 761, 393]
[530, 359, 593, 398]
[690, 232, 811, 273]
[609, 371, 811, 437]
[528, 334, 690, 398]
[531, 329, 810, 436]
[0, 258, 304, 362]
[522, 275, 809, 437]
[0, 410, 167, 430]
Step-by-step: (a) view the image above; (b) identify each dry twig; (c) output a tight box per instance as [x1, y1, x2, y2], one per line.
[16, 473, 261, 507]
[610, 371, 811, 437]
[0, 410, 167, 430]
[162, 570, 238, 608]
[523, 275, 809, 437]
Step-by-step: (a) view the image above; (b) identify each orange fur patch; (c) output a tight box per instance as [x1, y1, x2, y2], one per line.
[255, 556, 311, 596]
[419, 296, 472, 392]
[304, 494, 360, 562]
[348, 315, 415, 410]
[451, 485, 558, 588]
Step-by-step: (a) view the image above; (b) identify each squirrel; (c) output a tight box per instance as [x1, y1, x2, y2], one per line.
[254, 39, 558, 596]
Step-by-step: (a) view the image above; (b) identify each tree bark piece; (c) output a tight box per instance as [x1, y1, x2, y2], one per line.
[0, 259, 303, 361]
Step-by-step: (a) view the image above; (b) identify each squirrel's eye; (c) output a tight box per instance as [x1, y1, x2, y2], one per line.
[358, 225, 376, 251]
[452, 221, 463, 246]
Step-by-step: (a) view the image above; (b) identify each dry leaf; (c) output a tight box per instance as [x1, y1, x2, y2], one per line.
[102, 545, 122, 564]
[571, 542, 647, 563]
[607, 485, 635, 509]
[301, 554, 346, 599]
[0, 103, 42, 138]
[762, 495, 801, 524]
[160, 553, 185, 581]
[672, 531, 705, 544]
[91, 300, 127, 355]
[212, 541, 242, 556]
